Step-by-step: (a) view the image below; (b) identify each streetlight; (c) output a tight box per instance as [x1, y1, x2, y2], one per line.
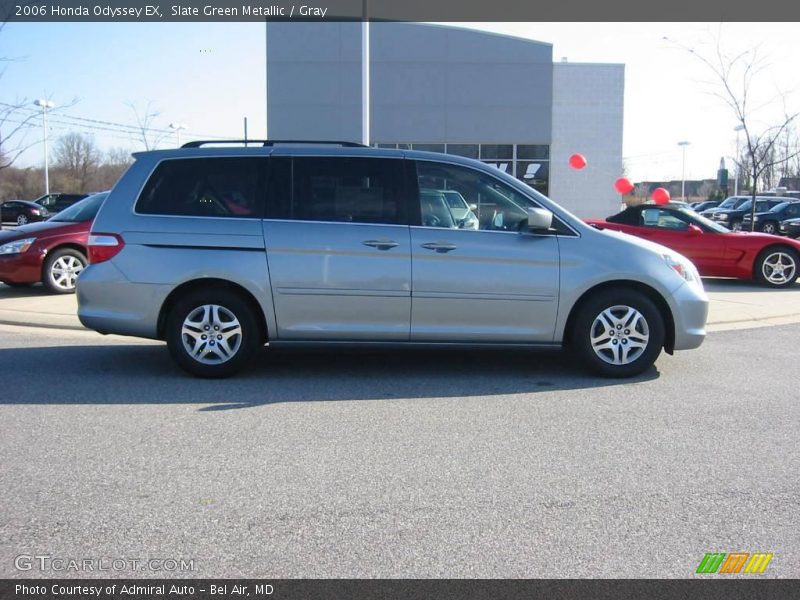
[169, 123, 187, 147]
[33, 99, 55, 195]
[677, 140, 691, 201]
[734, 124, 745, 195]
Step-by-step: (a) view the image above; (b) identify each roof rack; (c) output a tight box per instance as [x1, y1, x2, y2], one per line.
[181, 140, 367, 149]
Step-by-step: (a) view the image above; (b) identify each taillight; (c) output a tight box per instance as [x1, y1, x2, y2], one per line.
[88, 233, 125, 264]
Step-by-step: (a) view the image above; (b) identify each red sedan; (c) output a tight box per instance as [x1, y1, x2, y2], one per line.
[0, 192, 107, 294]
[586, 203, 800, 288]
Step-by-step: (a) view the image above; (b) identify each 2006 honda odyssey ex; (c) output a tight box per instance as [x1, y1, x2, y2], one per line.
[77, 141, 708, 378]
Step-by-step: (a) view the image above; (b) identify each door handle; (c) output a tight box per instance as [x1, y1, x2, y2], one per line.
[421, 242, 457, 253]
[362, 239, 399, 250]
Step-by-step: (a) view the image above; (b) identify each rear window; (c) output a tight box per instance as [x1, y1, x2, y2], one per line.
[135, 157, 265, 218]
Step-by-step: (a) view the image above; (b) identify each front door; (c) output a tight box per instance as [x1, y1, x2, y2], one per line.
[409, 160, 560, 342]
[263, 156, 412, 341]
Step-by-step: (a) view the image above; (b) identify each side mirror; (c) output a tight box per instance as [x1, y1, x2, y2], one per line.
[527, 207, 553, 231]
[688, 224, 703, 236]
[468, 203, 478, 212]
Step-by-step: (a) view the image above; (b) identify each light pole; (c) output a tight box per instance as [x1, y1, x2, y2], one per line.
[678, 140, 690, 201]
[169, 123, 187, 147]
[361, 0, 370, 146]
[734, 125, 745, 195]
[33, 99, 55, 195]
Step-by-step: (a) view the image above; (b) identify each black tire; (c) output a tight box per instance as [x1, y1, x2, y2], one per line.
[761, 221, 778, 235]
[571, 288, 665, 378]
[754, 247, 799, 288]
[165, 288, 261, 378]
[42, 248, 87, 294]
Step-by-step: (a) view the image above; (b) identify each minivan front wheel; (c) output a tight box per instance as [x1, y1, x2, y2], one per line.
[166, 289, 260, 378]
[572, 289, 665, 377]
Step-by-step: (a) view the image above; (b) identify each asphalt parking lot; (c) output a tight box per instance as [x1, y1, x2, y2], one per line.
[0, 281, 799, 578]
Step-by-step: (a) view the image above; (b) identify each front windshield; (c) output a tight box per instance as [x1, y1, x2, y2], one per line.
[718, 197, 738, 209]
[50, 193, 107, 223]
[769, 202, 790, 213]
[678, 207, 730, 233]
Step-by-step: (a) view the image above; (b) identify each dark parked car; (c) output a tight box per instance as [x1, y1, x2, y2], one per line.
[711, 198, 786, 231]
[34, 192, 88, 214]
[742, 200, 800, 234]
[0, 192, 107, 293]
[691, 200, 721, 213]
[0, 200, 50, 226]
[699, 195, 754, 218]
[780, 218, 800, 239]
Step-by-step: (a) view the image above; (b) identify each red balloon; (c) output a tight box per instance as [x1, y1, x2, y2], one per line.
[568, 153, 587, 170]
[614, 177, 634, 195]
[652, 187, 671, 205]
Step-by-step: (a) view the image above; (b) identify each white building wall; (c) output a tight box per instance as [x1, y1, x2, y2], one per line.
[549, 63, 625, 218]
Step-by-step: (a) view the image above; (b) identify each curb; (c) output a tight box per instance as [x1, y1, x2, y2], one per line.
[0, 317, 87, 332]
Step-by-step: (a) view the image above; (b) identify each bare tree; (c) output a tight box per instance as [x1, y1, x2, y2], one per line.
[1, 23, 39, 171]
[670, 32, 800, 230]
[126, 101, 169, 150]
[53, 132, 100, 190]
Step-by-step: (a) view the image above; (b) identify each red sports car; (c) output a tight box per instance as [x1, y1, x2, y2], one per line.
[0, 192, 107, 294]
[586, 203, 800, 288]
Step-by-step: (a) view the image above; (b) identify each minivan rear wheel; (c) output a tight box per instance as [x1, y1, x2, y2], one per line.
[166, 289, 260, 378]
[571, 289, 665, 377]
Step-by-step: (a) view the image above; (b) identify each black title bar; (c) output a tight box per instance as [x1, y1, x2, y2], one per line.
[3, 579, 800, 600]
[3, 0, 800, 22]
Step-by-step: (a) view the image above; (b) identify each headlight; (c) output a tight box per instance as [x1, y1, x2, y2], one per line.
[0, 238, 36, 255]
[663, 253, 700, 285]
[717, 213, 728, 220]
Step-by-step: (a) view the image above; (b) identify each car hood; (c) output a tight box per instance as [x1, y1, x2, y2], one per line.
[592, 225, 685, 258]
[743, 211, 780, 219]
[0, 219, 89, 243]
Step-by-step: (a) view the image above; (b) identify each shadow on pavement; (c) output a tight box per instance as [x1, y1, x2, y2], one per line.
[702, 277, 799, 293]
[0, 283, 53, 298]
[0, 343, 659, 409]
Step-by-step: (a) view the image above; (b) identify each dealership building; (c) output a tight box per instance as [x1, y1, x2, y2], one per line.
[266, 23, 624, 217]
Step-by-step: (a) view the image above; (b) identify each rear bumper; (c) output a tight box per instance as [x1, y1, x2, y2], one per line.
[667, 281, 709, 351]
[77, 261, 169, 339]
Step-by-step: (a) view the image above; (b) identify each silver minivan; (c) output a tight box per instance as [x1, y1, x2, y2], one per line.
[77, 141, 708, 378]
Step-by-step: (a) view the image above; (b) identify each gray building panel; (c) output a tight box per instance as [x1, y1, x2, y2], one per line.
[267, 22, 553, 144]
[267, 22, 363, 140]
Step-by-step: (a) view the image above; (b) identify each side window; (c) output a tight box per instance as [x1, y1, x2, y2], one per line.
[787, 204, 800, 217]
[640, 208, 688, 230]
[416, 161, 534, 232]
[287, 157, 405, 225]
[135, 157, 265, 218]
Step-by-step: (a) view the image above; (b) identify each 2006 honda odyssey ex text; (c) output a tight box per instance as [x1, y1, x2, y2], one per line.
[77, 141, 709, 378]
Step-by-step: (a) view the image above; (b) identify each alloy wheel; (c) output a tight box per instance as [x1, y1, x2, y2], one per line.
[17, 214, 28, 225]
[762, 222, 776, 234]
[180, 304, 243, 365]
[590, 305, 650, 366]
[49, 255, 84, 290]
[761, 252, 797, 286]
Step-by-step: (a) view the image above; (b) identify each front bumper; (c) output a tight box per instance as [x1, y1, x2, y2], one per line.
[0, 248, 45, 283]
[667, 280, 709, 351]
[779, 223, 800, 238]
